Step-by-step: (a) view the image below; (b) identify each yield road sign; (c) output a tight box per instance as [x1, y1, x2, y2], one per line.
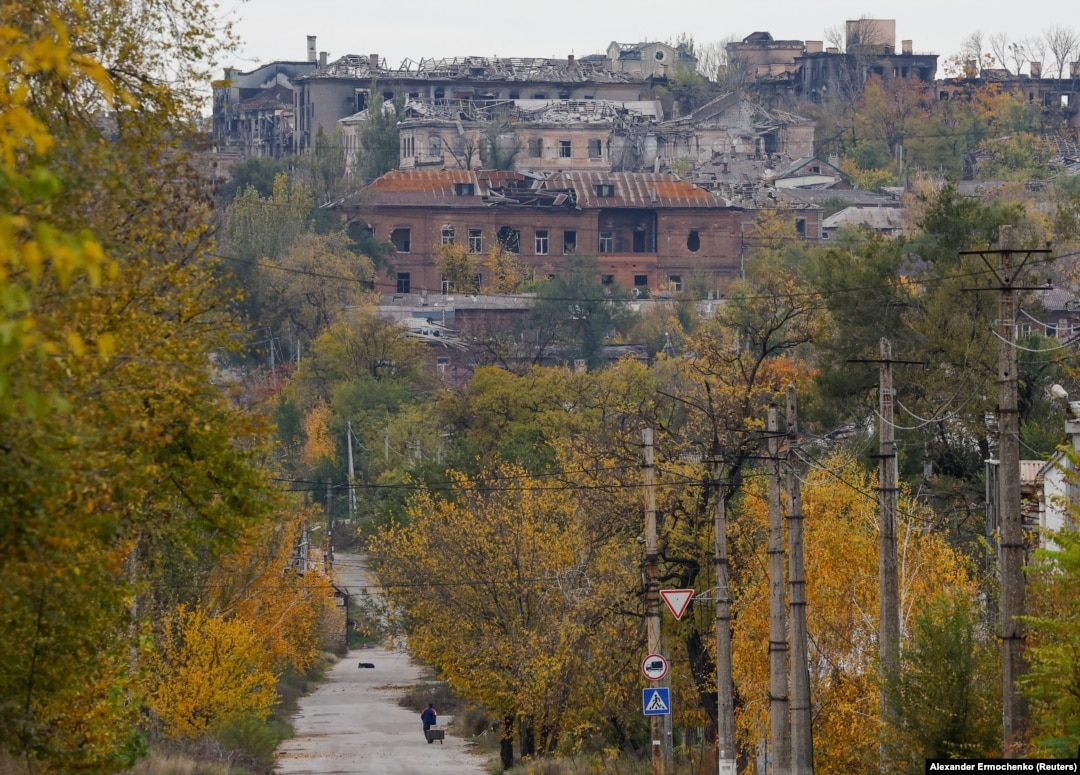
[660, 589, 694, 620]
[641, 653, 669, 681]
[642, 687, 670, 715]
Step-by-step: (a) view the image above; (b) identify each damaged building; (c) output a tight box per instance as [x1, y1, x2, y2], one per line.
[340, 169, 750, 297]
[294, 53, 648, 153]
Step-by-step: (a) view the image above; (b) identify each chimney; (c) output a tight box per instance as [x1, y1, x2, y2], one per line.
[902, 39, 912, 55]
[965, 59, 977, 76]
[567, 54, 575, 68]
[369, 53, 380, 70]
[1030, 61, 1041, 78]
[307, 36, 317, 62]
[319, 51, 327, 68]
[826, 46, 839, 54]
[1071, 61, 1080, 78]
[805, 40, 823, 54]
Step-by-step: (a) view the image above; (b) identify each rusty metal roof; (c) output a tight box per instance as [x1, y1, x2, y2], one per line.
[358, 169, 727, 210]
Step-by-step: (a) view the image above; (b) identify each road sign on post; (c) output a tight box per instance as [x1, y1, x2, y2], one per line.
[641, 653, 669, 681]
[643, 687, 671, 715]
[660, 589, 694, 620]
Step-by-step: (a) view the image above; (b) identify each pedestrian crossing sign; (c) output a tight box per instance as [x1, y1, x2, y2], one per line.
[642, 687, 670, 716]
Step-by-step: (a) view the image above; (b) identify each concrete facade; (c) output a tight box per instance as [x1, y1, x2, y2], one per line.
[295, 55, 647, 153]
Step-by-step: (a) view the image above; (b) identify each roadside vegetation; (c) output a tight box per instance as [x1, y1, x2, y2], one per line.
[5, 6, 1080, 774]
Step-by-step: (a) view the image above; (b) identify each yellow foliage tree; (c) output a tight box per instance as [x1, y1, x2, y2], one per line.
[370, 462, 641, 767]
[147, 606, 277, 739]
[729, 457, 978, 773]
[209, 511, 340, 675]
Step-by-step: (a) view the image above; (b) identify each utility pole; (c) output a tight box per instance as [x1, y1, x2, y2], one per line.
[325, 478, 334, 571]
[347, 421, 357, 519]
[961, 226, 1050, 756]
[768, 405, 791, 775]
[848, 343, 922, 761]
[642, 428, 668, 775]
[713, 440, 737, 775]
[785, 386, 813, 775]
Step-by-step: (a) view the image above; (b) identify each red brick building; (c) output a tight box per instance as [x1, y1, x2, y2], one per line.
[344, 169, 749, 296]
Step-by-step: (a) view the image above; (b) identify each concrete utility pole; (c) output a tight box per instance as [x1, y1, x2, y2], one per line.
[347, 420, 357, 519]
[642, 429, 669, 775]
[961, 226, 1050, 756]
[768, 405, 791, 775]
[878, 337, 900, 758]
[785, 386, 813, 775]
[713, 442, 737, 775]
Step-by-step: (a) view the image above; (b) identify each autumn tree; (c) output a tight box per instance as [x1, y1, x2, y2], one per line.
[0, 0, 294, 769]
[370, 461, 642, 768]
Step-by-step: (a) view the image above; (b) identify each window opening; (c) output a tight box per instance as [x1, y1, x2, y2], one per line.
[468, 229, 483, 254]
[390, 228, 411, 252]
[441, 226, 455, 245]
[559, 140, 572, 158]
[535, 230, 549, 255]
[687, 230, 700, 252]
[396, 272, 410, 294]
[563, 230, 577, 254]
[599, 231, 614, 253]
[497, 226, 521, 254]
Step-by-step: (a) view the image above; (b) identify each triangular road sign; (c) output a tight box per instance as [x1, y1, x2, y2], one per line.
[660, 589, 694, 620]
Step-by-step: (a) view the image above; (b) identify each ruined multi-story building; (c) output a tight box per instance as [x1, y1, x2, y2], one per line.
[339, 169, 762, 296]
[211, 56, 318, 161]
[729, 20, 938, 106]
[343, 91, 815, 198]
[293, 54, 648, 154]
[605, 40, 698, 78]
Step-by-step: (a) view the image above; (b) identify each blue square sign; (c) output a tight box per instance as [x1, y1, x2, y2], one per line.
[642, 687, 670, 716]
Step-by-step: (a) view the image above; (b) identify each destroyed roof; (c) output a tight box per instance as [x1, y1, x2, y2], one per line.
[356, 169, 729, 209]
[237, 84, 295, 111]
[683, 91, 812, 127]
[772, 157, 843, 180]
[298, 54, 644, 83]
[822, 205, 904, 231]
[380, 98, 663, 126]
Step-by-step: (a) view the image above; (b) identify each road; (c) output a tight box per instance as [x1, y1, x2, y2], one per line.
[274, 552, 490, 775]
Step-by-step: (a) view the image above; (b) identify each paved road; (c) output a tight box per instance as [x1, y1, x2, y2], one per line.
[274, 553, 489, 775]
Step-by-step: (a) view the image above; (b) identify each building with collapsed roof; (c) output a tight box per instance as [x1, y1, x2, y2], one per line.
[212, 58, 318, 162]
[728, 21, 938, 107]
[340, 91, 816, 197]
[294, 53, 648, 153]
[606, 41, 698, 79]
[337, 169, 754, 296]
[343, 98, 664, 176]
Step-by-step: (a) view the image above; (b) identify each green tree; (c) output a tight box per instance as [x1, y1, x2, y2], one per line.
[1023, 526, 1080, 755]
[885, 592, 1000, 770]
[356, 89, 405, 180]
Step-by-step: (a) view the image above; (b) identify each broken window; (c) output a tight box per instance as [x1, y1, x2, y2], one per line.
[686, 230, 700, 252]
[434, 87, 445, 100]
[497, 226, 520, 254]
[455, 182, 475, 196]
[588, 139, 603, 159]
[533, 93, 547, 99]
[594, 183, 614, 196]
[509, 90, 520, 100]
[441, 275, 453, 294]
[429, 135, 441, 156]
[383, 90, 394, 101]
[598, 231, 613, 253]
[390, 228, 411, 253]
[396, 272, 411, 294]
[535, 230, 549, 255]
[602, 274, 614, 286]
[668, 275, 682, 292]
[563, 230, 577, 254]
[528, 138, 543, 157]
[441, 226, 455, 245]
[634, 275, 648, 287]
[795, 218, 806, 236]
[468, 229, 483, 254]
[559, 140, 572, 158]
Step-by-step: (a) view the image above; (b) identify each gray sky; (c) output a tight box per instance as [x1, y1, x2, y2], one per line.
[221, 0, 1079, 76]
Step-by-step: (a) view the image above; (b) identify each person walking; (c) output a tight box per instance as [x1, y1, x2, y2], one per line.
[420, 703, 437, 742]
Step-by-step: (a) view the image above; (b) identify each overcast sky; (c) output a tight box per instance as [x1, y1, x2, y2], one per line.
[220, 0, 1079, 75]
